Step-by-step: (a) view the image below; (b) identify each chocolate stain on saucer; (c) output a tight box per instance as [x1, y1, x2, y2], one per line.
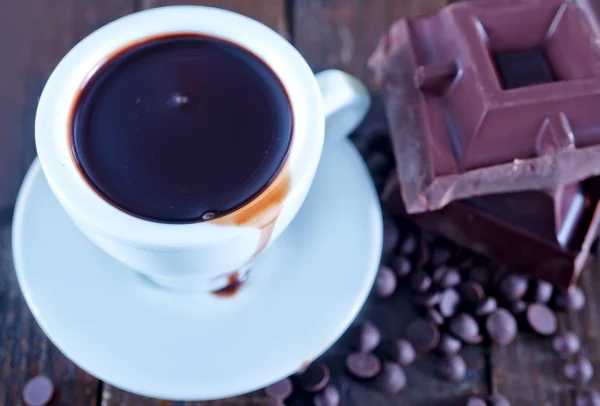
[212, 271, 245, 298]
[211, 163, 292, 297]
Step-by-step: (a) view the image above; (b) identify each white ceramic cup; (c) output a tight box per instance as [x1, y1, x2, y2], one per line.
[35, 6, 370, 291]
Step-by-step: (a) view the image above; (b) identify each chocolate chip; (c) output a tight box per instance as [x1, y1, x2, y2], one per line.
[449, 313, 482, 344]
[313, 386, 340, 406]
[439, 288, 461, 318]
[459, 281, 486, 307]
[467, 266, 492, 289]
[394, 256, 413, 278]
[432, 266, 458, 286]
[437, 334, 462, 355]
[475, 297, 498, 317]
[383, 218, 400, 253]
[299, 363, 330, 392]
[405, 319, 440, 353]
[388, 339, 416, 366]
[498, 274, 528, 302]
[432, 266, 448, 284]
[374, 362, 407, 394]
[436, 354, 466, 382]
[564, 356, 594, 384]
[427, 308, 445, 326]
[374, 266, 397, 298]
[264, 378, 293, 401]
[552, 331, 581, 359]
[415, 291, 442, 308]
[466, 396, 487, 406]
[526, 303, 557, 336]
[431, 247, 452, 267]
[22, 375, 54, 406]
[555, 286, 586, 312]
[401, 235, 418, 255]
[532, 280, 553, 303]
[486, 308, 517, 346]
[410, 270, 432, 293]
[488, 393, 511, 406]
[345, 352, 381, 379]
[509, 300, 527, 315]
[576, 388, 600, 406]
[440, 268, 461, 288]
[354, 322, 381, 353]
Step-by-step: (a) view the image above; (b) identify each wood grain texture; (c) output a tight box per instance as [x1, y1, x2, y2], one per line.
[0, 2, 132, 405]
[141, 0, 288, 37]
[491, 261, 600, 406]
[0, 222, 98, 406]
[99, 392, 274, 406]
[287, 280, 489, 406]
[293, 0, 447, 89]
[0, 0, 132, 212]
[100, 1, 286, 404]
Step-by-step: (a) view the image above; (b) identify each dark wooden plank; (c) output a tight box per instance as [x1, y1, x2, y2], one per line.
[0, 0, 132, 213]
[0, 224, 97, 406]
[141, 0, 289, 37]
[0, 2, 133, 405]
[101, 1, 287, 404]
[491, 261, 600, 405]
[99, 393, 272, 406]
[293, 0, 447, 90]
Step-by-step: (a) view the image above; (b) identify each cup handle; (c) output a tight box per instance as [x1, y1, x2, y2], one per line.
[316, 70, 371, 145]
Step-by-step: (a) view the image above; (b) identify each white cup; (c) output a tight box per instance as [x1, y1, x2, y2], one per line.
[35, 6, 370, 291]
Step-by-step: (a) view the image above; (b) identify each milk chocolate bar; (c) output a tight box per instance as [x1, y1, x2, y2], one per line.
[369, 0, 600, 214]
[382, 175, 600, 288]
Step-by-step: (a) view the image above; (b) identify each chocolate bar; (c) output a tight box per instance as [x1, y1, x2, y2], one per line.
[382, 175, 600, 288]
[369, 0, 600, 214]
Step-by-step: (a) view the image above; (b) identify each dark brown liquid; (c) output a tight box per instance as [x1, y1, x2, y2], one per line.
[71, 34, 292, 223]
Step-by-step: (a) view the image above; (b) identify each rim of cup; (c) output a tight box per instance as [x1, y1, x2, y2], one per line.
[35, 6, 324, 248]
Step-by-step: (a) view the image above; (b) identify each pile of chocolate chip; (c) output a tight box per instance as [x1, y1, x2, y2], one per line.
[377, 216, 597, 406]
[261, 132, 600, 406]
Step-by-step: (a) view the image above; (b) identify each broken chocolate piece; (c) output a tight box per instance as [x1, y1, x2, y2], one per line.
[373, 0, 600, 289]
[382, 174, 599, 288]
[370, 0, 600, 214]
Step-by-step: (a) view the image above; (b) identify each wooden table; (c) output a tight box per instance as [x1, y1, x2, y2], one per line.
[1, 1, 599, 405]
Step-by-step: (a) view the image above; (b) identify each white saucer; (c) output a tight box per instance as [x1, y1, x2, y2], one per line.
[12, 140, 382, 401]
